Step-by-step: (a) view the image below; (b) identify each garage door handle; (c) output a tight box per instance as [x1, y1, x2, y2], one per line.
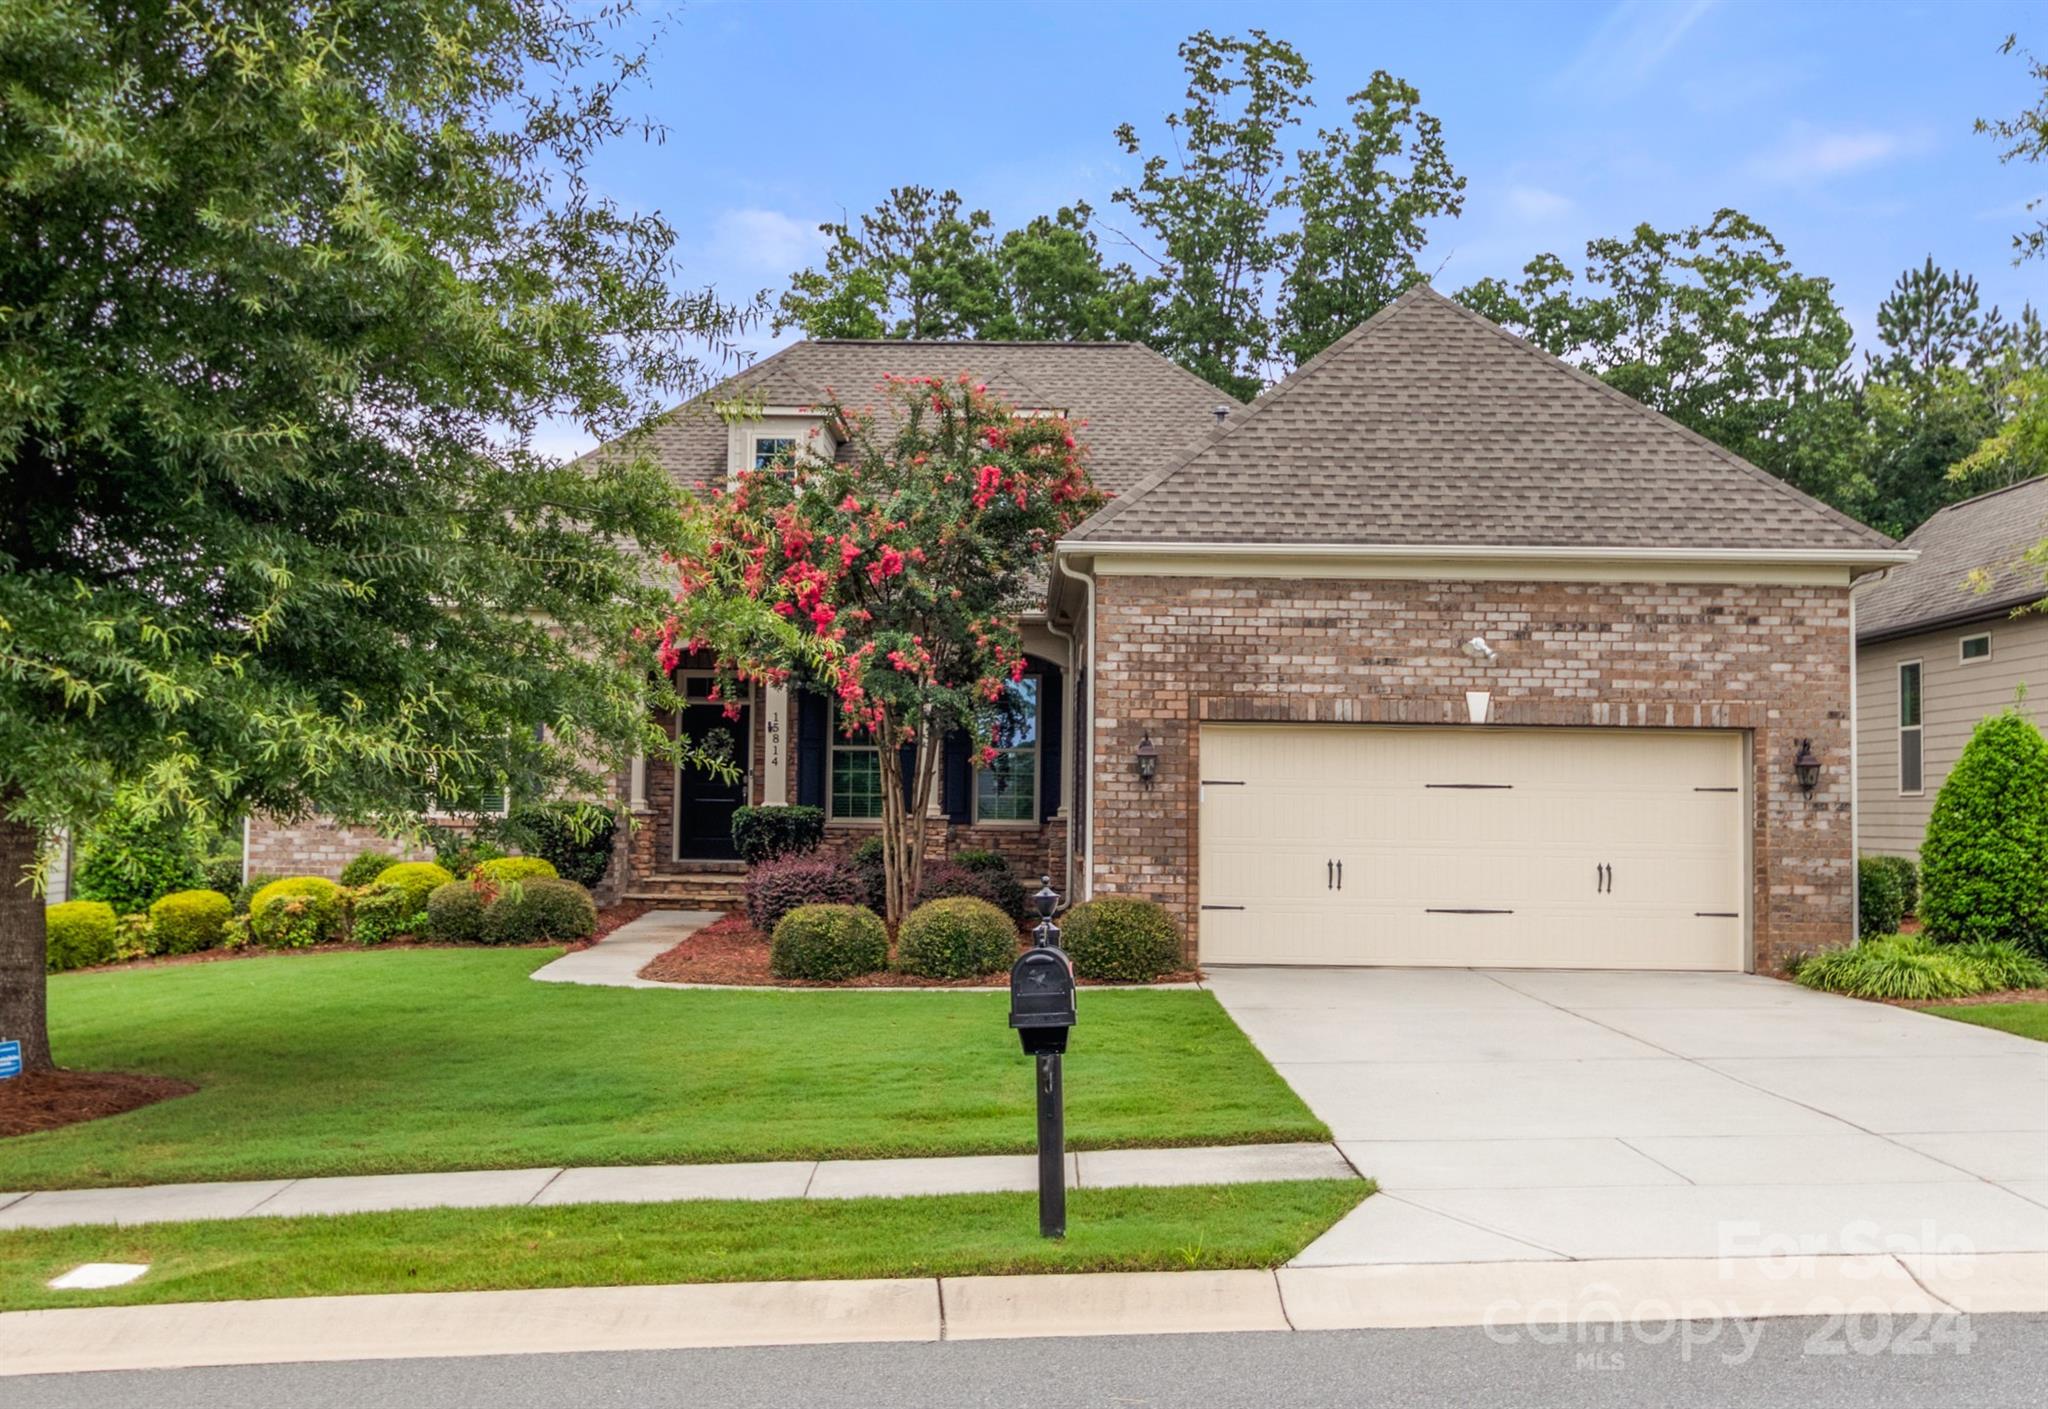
[1336, 859, 1342, 890]
[1326, 859, 1333, 890]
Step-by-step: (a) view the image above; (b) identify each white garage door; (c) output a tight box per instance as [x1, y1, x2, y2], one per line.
[1198, 726, 1748, 971]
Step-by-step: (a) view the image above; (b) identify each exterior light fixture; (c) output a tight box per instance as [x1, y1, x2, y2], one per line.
[1134, 732, 1160, 787]
[1462, 636, 1498, 663]
[1793, 738, 1820, 795]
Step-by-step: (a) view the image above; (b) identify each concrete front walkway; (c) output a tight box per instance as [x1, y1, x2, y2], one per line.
[1204, 967, 2048, 1266]
[0, 1143, 1354, 1232]
[530, 910, 724, 989]
[8, 1250, 2047, 1376]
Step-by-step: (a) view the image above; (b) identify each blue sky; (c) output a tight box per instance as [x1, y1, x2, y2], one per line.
[549, 0, 2046, 455]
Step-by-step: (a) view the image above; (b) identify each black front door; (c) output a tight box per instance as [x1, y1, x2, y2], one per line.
[676, 699, 751, 860]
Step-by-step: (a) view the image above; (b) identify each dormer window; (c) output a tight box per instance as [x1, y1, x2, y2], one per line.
[751, 436, 798, 474]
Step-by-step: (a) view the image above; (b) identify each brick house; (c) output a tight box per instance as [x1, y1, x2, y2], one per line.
[252, 286, 1910, 970]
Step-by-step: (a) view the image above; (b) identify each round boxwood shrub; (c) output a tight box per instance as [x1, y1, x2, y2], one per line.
[148, 889, 233, 955]
[916, 861, 1005, 911]
[731, 804, 826, 865]
[745, 855, 865, 934]
[46, 900, 119, 972]
[248, 876, 348, 949]
[371, 860, 455, 912]
[950, 849, 1032, 923]
[426, 880, 487, 943]
[1858, 855, 1905, 940]
[1866, 853, 1919, 917]
[339, 849, 397, 887]
[1920, 710, 2048, 954]
[470, 855, 558, 885]
[771, 903, 889, 981]
[1062, 898, 1183, 982]
[482, 878, 599, 944]
[897, 896, 1018, 979]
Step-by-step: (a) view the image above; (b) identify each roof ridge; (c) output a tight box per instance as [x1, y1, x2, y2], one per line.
[1067, 287, 1434, 541]
[809, 338, 1144, 348]
[1413, 288, 1896, 551]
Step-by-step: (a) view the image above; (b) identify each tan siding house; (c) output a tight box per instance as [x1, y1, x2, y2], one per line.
[1854, 477, 2048, 857]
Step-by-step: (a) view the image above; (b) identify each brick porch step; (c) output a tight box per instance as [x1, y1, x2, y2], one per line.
[624, 869, 747, 911]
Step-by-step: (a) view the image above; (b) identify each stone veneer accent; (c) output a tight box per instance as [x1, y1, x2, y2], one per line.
[1083, 574, 1857, 973]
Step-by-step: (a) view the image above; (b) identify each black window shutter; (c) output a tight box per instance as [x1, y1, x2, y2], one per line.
[898, 740, 919, 812]
[943, 728, 970, 823]
[1037, 662, 1063, 823]
[796, 690, 827, 808]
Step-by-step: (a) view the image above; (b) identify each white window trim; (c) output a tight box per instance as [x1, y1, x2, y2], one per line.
[1959, 632, 1992, 664]
[750, 434, 798, 474]
[827, 705, 884, 825]
[972, 675, 1042, 827]
[425, 781, 509, 820]
[1898, 659, 1924, 797]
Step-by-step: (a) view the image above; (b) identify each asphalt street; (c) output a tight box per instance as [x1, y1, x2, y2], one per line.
[19, 1315, 2048, 1408]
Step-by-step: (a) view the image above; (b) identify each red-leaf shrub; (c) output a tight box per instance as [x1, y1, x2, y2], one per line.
[745, 855, 866, 934]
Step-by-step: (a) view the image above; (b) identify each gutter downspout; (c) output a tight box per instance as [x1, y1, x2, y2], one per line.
[1053, 555, 1099, 901]
[1042, 611, 1079, 904]
[1849, 591, 1861, 948]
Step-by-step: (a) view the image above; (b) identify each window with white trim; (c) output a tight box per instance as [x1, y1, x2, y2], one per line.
[1960, 633, 1991, 663]
[829, 704, 882, 821]
[975, 676, 1039, 823]
[751, 436, 797, 474]
[1899, 660, 1923, 795]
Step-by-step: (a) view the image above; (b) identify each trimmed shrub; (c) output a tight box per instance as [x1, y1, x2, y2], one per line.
[340, 849, 397, 887]
[73, 803, 204, 914]
[426, 880, 488, 943]
[351, 884, 420, 946]
[1858, 855, 1906, 940]
[916, 861, 1006, 911]
[200, 853, 243, 896]
[470, 855, 557, 885]
[1920, 710, 2048, 954]
[46, 901, 118, 972]
[148, 889, 233, 955]
[897, 897, 1017, 979]
[745, 855, 865, 934]
[371, 860, 455, 912]
[1794, 934, 2039, 1001]
[771, 903, 889, 981]
[505, 804, 618, 888]
[233, 873, 279, 915]
[483, 878, 599, 944]
[951, 848, 1032, 923]
[248, 876, 348, 949]
[1866, 853, 1919, 917]
[731, 804, 826, 865]
[1062, 898, 1183, 983]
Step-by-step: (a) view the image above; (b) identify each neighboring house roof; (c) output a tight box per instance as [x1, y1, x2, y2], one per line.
[621, 339, 1236, 497]
[1062, 285, 1896, 555]
[1854, 476, 2048, 642]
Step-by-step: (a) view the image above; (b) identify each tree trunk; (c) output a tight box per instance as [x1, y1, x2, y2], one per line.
[875, 715, 941, 927]
[0, 808, 53, 1073]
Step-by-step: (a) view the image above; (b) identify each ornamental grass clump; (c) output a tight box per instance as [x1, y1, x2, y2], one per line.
[1794, 934, 2046, 1001]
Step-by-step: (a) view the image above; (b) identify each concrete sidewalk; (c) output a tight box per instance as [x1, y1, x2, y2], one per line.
[530, 910, 724, 989]
[0, 1143, 1355, 1232]
[6, 1251, 2044, 1376]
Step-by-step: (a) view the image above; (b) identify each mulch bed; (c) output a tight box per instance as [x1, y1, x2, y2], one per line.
[0, 1068, 197, 1138]
[636, 913, 1200, 988]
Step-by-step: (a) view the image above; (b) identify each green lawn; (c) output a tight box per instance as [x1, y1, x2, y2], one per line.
[0, 1180, 1368, 1312]
[1, 949, 1324, 1190]
[1923, 1001, 2048, 1042]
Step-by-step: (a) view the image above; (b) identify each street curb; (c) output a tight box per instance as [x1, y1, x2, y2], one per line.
[6, 1252, 2044, 1377]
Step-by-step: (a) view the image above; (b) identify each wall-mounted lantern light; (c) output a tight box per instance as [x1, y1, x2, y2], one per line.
[1135, 732, 1160, 788]
[1793, 738, 1820, 796]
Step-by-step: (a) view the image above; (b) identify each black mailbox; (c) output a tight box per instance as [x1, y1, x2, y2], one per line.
[1009, 948, 1077, 1054]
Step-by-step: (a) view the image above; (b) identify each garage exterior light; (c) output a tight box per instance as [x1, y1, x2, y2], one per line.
[1135, 732, 1160, 787]
[1793, 738, 1821, 795]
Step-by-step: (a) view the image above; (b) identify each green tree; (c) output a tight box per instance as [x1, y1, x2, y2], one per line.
[1112, 29, 1315, 398]
[1978, 33, 2048, 264]
[775, 191, 1162, 344]
[1919, 709, 2048, 954]
[664, 378, 1102, 921]
[0, 0, 767, 1071]
[1455, 209, 1860, 505]
[1277, 71, 1465, 366]
[1951, 368, 2048, 493]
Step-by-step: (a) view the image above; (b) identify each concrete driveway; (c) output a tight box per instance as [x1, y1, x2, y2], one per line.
[1204, 967, 2048, 1265]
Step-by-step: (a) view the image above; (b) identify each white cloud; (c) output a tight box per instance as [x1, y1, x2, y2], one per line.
[1748, 126, 1928, 184]
[703, 207, 830, 277]
[1558, 0, 1719, 97]
[1505, 185, 1574, 221]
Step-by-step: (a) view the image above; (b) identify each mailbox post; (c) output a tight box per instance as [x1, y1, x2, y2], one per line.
[1009, 876, 1075, 1238]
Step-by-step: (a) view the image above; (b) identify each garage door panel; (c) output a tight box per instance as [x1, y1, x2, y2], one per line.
[1197, 725, 1747, 971]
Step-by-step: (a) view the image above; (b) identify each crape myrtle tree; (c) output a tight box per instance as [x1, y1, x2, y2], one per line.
[0, 0, 775, 1072]
[662, 378, 1103, 923]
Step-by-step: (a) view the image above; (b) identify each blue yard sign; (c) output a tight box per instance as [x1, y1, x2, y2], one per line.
[0, 1041, 19, 1080]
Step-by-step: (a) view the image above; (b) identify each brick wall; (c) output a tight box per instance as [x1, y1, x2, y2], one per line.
[243, 817, 437, 882]
[1085, 575, 1856, 972]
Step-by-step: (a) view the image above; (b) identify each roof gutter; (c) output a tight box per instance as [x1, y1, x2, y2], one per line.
[1056, 540, 1918, 571]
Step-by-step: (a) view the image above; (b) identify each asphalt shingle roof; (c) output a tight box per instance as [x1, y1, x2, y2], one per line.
[1854, 476, 2048, 641]
[1062, 285, 1895, 553]
[623, 339, 1235, 496]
